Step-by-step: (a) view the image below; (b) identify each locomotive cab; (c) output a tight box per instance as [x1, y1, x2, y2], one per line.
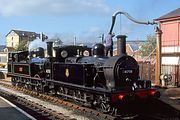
[7, 51, 29, 76]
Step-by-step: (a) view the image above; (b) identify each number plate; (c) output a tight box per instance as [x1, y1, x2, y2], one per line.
[122, 70, 133, 73]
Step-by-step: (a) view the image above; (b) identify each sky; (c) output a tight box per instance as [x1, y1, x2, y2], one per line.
[0, 0, 180, 45]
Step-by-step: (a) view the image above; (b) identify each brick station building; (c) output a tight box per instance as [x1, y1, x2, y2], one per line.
[155, 8, 180, 86]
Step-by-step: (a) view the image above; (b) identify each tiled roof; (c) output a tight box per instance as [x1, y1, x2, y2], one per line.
[127, 41, 145, 52]
[156, 8, 180, 21]
[6, 29, 40, 38]
[114, 40, 145, 52]
[0, 45, 6, 52]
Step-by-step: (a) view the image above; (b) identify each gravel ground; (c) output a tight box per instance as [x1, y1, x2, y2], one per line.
[0, 85, 100, 120]
[158, 87, 180, 111]
[1, 78, 179, 119]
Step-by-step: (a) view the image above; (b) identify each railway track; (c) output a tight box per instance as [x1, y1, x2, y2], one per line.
[116, 95, 180, 120]
[0, 90, 73, 120]
[0, 80, 116, 120]
[0, 79, 180, 120]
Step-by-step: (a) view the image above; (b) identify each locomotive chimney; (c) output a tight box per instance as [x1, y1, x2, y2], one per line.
[46, 41, 53, 57]
[117, 35, 127, 55]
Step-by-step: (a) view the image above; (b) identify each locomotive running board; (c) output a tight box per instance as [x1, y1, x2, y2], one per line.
[46, 79, 112, 94]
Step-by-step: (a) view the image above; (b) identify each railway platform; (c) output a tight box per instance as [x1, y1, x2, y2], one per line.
[160, 87, 180, 111]
[0, 96, 36, 120]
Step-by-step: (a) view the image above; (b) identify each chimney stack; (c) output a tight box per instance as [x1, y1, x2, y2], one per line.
[117, 35, 127, 55]
[46, 41, 53, 57]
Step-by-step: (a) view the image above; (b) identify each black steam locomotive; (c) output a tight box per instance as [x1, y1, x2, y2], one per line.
[7, 35, 160, 113]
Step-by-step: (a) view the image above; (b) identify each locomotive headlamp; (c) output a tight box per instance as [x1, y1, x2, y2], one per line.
[111, 93, 126, 102]
[118, 94, 124, 100]
[61, 50, 68, 58]
[18, 67, 23, 72]
[149, 90, 160, 98]
[33, 54, 36, 57]
[83, 50, 90, 56]
[150, 90, 156, 96]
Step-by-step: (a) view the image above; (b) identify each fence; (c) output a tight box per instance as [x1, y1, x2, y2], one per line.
[138, 61, 180, 87]
[138, 61, 155, 84]
[161, 64, 180, 86]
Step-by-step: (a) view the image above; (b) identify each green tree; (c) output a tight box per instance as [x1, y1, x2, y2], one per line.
[140, 34, 156, 57]
[14, 40, 28, 51]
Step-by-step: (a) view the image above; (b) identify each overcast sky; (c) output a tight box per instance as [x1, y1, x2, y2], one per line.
[0, 0, 180, 44]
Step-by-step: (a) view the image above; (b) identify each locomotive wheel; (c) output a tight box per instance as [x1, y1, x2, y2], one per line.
[96, 95, 113, 114]
[26, 84, 32, 90]
[13, 77, 22, 87]
[99, 102, 112, 113]
[11, 77, 17, 86]
[43, 86, 50, 93]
